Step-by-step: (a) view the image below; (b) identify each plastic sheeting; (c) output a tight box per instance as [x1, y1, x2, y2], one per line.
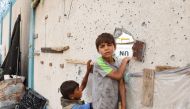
[125, 66, 190, 109]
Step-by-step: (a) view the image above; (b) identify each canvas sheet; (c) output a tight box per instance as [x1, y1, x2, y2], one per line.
[126, 66, 190, 109]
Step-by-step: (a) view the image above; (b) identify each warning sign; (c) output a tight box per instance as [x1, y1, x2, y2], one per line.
[115, 44, 133, 59]
[114, 28, 134, 59]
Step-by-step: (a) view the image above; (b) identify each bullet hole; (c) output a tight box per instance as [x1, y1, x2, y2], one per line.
[153, 1, 156, 4]
[67, 33, 72, 37]
[170, 55, 175, 61]
[141, 22, 147, 27]
[183, 0, 186, 2]
[118, 21, 121, 23]
[176, 21, 179, 24]
[169, 24, 171, 26]
[148, 21, 150, 23]
[185, 37, 187, 40]
[60, 64, 64, 69]
[49, 63, 53, 67]
[180, 17, 183, 19]
[166, 63, 169, 65]
[179, 59, 182, 62]
[151, 62, 154, 64]
[40, 61, 44, 64]
[128, 21, 132, 25]
[45, 15, 48, 20]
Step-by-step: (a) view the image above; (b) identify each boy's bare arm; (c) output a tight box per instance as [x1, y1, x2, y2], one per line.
[119, 78, 126, 109]
[107, 57, 130, 80]
[80, 60, 93, 91]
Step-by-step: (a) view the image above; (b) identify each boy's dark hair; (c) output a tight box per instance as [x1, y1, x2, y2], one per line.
[95, 33, 116, 51]
[60, 80, 79, 99]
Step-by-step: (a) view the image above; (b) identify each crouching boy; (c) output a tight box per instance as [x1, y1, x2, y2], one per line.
[60, 60, 93, 109]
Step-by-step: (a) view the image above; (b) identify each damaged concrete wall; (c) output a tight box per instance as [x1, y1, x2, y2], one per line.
[33, 0, 190, 108]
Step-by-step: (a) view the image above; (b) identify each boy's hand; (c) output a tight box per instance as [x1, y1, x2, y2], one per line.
[87, 60, 93, 73]
[80, 60, 93, 91]
[122, 57, 131, 64]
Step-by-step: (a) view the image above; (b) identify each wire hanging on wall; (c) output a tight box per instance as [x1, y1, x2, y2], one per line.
[63, 0, 74, 19]
[67, 0, 73, 18]
[63, 0, 66, 16]
[44, 15, 48, 48]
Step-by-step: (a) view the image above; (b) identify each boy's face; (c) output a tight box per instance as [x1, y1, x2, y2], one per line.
[98, 42, 116, 59]
[70, 86, 82, 100]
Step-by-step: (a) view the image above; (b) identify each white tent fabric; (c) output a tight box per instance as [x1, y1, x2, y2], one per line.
[126, 66, 190, 109]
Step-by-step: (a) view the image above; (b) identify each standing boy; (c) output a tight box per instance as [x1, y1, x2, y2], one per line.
[92, 33, 130, 109]
[60, 60, 93, 109]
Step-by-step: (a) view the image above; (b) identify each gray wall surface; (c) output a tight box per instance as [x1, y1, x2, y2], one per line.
[32, 0, 190, 109]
